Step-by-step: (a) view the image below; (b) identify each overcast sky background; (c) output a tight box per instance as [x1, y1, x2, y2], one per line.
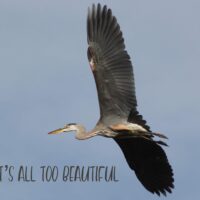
[0, 0, 200, 199]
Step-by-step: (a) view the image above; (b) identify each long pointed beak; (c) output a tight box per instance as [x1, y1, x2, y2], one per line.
[48, 127, 69, 135]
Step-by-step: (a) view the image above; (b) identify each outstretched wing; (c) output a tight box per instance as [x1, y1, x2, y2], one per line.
[114, 137, 174, 196]
[87, 4, 137, 119]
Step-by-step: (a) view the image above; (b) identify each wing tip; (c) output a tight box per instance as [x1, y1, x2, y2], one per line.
[150, 182, 174, 196]
[87, 4, 122, 45]
[114, 137, 174, 196]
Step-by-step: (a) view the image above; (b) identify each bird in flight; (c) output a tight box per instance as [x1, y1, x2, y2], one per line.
[49, 4, 174, 196]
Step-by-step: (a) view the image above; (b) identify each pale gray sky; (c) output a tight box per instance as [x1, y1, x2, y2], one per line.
[0, 0, 200, 199]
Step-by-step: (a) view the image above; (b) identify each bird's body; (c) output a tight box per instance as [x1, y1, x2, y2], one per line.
[49, 4, 174, 196]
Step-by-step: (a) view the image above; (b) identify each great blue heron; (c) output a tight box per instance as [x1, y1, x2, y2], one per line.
[49, 4, 174, 196]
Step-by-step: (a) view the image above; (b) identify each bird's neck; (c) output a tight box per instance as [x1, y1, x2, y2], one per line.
[74, 124, 98, 140]
[74, 124, 88, 140]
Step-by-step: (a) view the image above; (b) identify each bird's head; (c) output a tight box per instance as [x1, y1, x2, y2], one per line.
[48, 123, 78, 135]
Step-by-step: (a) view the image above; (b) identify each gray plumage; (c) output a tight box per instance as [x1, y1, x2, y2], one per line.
[49, 3, 174, 196]
[87, 4, 137, 120]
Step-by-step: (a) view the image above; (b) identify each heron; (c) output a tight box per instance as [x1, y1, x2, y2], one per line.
[49, 4, 174, 196]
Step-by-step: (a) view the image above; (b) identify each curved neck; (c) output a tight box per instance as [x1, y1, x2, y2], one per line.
[74, 124, 96, 140]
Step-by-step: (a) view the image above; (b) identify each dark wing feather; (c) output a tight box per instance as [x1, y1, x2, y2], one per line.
[114, 137, 174, 196]
[128, 109, 151, 132]
[87, 4, 137, 119]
